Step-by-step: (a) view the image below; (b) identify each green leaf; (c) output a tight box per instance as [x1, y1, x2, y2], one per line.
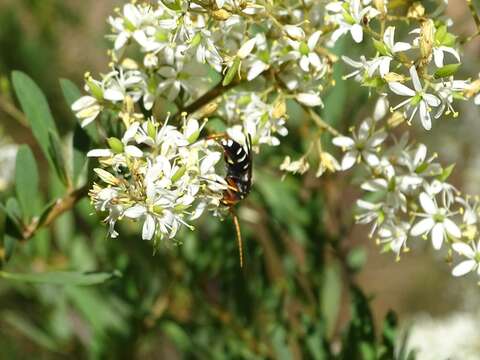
[438, 163, 455, 182]
[0, 270, 121, 286]
[15, 145, 39, 221]
[48, 131, 69, 186]
[434, 63, 460, 79]
[60, 78, 81, 106]
[3, 311, 59, 352]
[160, 321, 192, 351]
[347, 247, 367, 272]
[11, 71, 59, 163]
[373, 39, 389, 56]
[72, 124, 91, 186]
[321, 263, 342, 338]
[222, 57, 240, 86]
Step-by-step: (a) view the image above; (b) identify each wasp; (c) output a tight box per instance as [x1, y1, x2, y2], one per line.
[210, 134, 253, 267]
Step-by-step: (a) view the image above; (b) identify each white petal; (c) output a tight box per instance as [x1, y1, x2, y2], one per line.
[332, 136, 355, 148]
[410, 217, 435, 236]
[284, 25, 305, 40]
[247, 60, 268, 81]
[72, 96, 97, 111]
[201, 152, 221, 174]
[452, 242, 475, 258]
[125, 145, 143, 157]
[431, 223, 445, 250]
[124, 205, 146, 219]
[299, 56, 310, 72]
[104, 88, 124, 102]
[308, 31, 322, 50]
[350, 24, 363, 43]
[424, 93, 441, 107]
[296, 92, 323, 107]
[308, 53, 322, 69]
[392, 42, 411, 53]
[142, 214, 156, 240]
[443, 218, 461, 239]
[237, 38, 257, 59]
[452, 260, 476, 277]
[123, 122, 140, 143]
[383, 26, 395, 50]
[389, 82, 415, 97]
[419, 192, 437, 214]
[379, 57, 391, 77]
[419, 101, 432, 130]
[409, 66, 422, 92]
[363, 152, 379, 166]
[87, 149, 113, 157]
[341, 151, 357, 170]
[341, 55, 363, 68]
[439, 46, 461, 63]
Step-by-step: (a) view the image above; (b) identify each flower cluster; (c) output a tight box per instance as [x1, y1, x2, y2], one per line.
[88, 117, 227, 242]
[69, 0, 480, 281]
[71, 0, 340, 243]
[334, 97, 480, 279]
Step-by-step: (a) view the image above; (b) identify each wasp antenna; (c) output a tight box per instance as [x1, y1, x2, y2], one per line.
[231, 210, 244, 268]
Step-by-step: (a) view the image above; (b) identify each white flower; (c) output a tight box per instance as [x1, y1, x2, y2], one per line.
[410, 192, 461, 250]
[433, 78, 469, 118]
[327, 0, 380, 44]
[451, 241, 480, 276]
[376, 26, 411, 76]
[71, 96, 102, 127]
[287, 31, 323, 72]
[377, 221, 410, 258]
[388, 66, 441, 130]
[342, 55, 381, 81]
[332, 118, 387, 170]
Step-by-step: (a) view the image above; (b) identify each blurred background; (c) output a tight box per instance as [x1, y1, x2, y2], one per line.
[1, 0, 480, 358]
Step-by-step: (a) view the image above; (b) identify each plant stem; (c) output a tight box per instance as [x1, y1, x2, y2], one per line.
[306, 107, 341, 137]
[22, 185, 89, 240]
[0, 95, 29, 128]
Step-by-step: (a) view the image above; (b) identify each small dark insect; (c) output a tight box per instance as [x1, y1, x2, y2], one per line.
[219, 135, 253, 206]
[211, 134, 253, 267]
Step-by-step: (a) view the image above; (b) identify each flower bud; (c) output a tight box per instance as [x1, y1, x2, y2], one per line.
[212, 9, 231, 20]
[108, 137, 124, 153]
[407, 2, 425, 19]
[420, 19, 434, 60]
[284, 25, 305, 41]
[383, 72, 405, 83]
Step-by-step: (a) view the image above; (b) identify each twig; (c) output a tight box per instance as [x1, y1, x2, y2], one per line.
[0, 95, 29, 128]
[306, 107, 341, 137]
[22, 185, 89, 240]
[179, 79, 240, 116]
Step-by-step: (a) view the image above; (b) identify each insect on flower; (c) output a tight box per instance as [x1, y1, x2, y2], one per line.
[210, 133, 253, 267]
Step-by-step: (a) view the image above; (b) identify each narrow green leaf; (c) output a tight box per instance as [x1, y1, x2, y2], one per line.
[222, 57, 240, 86]
[72, 124, 90, 186]
[60, 78, 81, 106]
[15, 145, 39, 220]
[434, 63, 460, 79]
[11, 71, 59, 161]
[3, 311, 59, 352]
[48, 131, 69, 186]
[321, 263, 342, 338]
[0, 270, 121, 286]
[160, 321, 192, 351]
